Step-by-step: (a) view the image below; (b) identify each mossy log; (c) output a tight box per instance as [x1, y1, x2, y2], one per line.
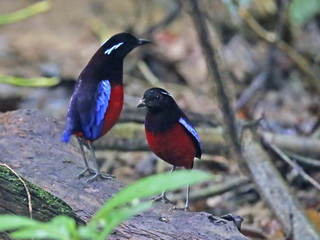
[0, 165, 82, 223]
[0, 109, 248, 240]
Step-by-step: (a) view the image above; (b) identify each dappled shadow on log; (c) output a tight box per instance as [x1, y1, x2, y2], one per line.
[0, 109, 248, 240]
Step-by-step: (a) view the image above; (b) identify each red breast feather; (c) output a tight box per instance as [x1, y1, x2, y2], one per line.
[146, 122, 196, 169]
[101, 85, 123, 136]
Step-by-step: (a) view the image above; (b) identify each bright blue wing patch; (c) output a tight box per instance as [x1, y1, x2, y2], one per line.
[179, 117, 200, 144]
[82, 80, 111, 140]
[62, 129, 71, 142]
[94, 80, 111, 125]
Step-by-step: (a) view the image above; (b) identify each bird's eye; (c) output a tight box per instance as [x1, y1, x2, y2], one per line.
[155, 95, 160, 100]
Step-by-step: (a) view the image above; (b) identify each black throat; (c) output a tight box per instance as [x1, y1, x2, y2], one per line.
[145, 104, 181, 133]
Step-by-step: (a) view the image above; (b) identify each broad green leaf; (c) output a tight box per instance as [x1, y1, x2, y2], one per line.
[78, 225, 99, 240]
[0, 75, 59, 87]
[96, 202, 152, 240]
[93, 170, 212, 222]
[290, 0, 320, 26]
[11, 225, 69, 240]
[0, 215, 38, 231]
[49, 216, 77, 238]
[0, 1, 51, 25]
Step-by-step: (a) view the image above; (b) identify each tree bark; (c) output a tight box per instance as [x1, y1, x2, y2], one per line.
[0, 109, 248, 240]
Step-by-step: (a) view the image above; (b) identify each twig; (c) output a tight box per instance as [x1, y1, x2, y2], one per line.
[144, 0, 182, 36]
[285, 152, 320, 168]
[170, 176, 251, 202]
[187, 0, 242, 158]
[267, 142, 320, 191]
[236, 0, 289, 110]
[235, 72, 268, 111]
[238, 6, 320, 92]
[265, 0, 288, 88]
[308, 115, 320, 135]
[284, 211, 294, 240]
[0, 163, 33, 219]
[137, 60, 163, 87]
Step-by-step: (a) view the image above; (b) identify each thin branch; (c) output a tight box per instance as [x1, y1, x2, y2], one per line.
[267, 142, 320, 191]
[137, 60, 163, 88]
[266, 0, 289, 88]
[0, 163, 33, 219]
[143, 0, 182, 36]
[285, 152, 320, 168]
[238, 6, 320, 92]
[235, 72, 267, 111]
[170, 176, 251, 202]
[187, 0, 242, 158]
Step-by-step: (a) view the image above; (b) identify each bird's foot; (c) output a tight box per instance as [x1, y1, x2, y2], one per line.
[169, 206, 190, 211]
[86, 171, 115, 183]
[77, 167, 114, 182]
[152, 195, 173, 204]
[77, 167, 96, 178]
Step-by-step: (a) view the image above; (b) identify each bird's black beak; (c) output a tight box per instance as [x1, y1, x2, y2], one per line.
[138, 39, 151, 45]
[137, 98, 146, 108]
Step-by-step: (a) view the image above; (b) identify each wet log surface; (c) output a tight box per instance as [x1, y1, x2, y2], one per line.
[0, 109, 249, 240]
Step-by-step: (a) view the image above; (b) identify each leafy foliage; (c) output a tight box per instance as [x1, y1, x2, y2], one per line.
[0, 75, 59, 87]
[289, 0, 320, 26]
[0, 1, 51, 25]
[223, 0, 320, 27]
[0, 170, 212, 240]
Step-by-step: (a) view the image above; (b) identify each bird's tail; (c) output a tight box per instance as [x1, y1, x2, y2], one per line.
[61, 130, 72, 143]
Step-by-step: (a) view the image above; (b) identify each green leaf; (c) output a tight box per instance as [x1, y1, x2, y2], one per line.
[78, 225, 99, 240]
[0, 75, 60, 87]
[0, 1, 51, 25]
[49, 216, 78, 238]
[93, 170, 212, 222]
[290, 0, 320, 26]
[0, 215, 38, 231]
[11, 225, 69, 240]
[96, 201, 152, 240]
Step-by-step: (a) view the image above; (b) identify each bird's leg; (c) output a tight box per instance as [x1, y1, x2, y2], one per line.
[76, 137, 96, 178]
[185, 184, 191, 211]
[169, 185, 191, 211]
[153, 166, 176, 203]
[86, 141, 114, 182]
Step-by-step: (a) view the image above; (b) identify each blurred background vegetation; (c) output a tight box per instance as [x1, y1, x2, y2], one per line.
[1, 0, 320, 239]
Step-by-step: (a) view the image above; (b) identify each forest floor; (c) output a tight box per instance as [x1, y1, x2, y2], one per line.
[1, 1, 320, 239]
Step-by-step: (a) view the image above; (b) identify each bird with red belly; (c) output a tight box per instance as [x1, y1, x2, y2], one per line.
[62, 33, 150, 182]
[137, 88, 202, 209]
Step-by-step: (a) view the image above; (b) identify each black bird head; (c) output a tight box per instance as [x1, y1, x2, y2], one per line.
[101, 32, 151, 59]
[79, 32, 150, 83]
[137, 88, 175, 113]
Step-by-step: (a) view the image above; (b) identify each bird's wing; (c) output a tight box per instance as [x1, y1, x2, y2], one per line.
[79, 80, 111, 140]
[178, 116, 202, 159]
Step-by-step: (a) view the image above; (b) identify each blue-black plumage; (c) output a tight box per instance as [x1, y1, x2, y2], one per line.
[62, 32, 150, 182]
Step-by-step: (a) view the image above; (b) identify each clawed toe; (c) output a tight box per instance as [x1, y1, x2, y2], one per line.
[77, 167, 96, 178]
[86, 172, 114, 182]
[77, 167, 114, 182]
[152, 195, 173, 204]
[169, 206, 190, 211]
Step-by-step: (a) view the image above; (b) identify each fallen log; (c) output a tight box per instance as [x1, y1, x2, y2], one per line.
[95, 120, 320, 159]
[242, 129, 320, 240]
[0, 109, 248, 240]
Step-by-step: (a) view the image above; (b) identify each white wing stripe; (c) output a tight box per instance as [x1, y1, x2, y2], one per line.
[104, 42, 124, 55]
